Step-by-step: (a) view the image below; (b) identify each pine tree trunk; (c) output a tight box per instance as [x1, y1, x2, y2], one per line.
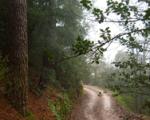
[7, 0, 28, 116]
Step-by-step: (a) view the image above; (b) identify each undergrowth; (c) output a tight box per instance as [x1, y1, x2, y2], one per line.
[48, 92, 72, 120]
[115, 94, 133, 112]
[26, 111, 35, 120]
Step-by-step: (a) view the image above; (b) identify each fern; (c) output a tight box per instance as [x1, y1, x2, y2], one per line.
[48, 93, 72, 120]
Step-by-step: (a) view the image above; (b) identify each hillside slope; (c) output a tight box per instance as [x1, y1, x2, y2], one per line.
[0, 88, 56, 120]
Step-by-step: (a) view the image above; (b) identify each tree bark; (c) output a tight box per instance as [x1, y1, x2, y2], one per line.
[7, 0, 28, 116]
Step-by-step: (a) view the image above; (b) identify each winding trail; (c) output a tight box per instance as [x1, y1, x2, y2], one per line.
[70, 85, 124, 120]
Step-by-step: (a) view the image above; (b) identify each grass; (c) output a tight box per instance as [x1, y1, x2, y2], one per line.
[114, 93, 150, 120]
[114, 93, 133, 112]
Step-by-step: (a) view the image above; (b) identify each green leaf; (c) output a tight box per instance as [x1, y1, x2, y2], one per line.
[80, 0, 92, 10]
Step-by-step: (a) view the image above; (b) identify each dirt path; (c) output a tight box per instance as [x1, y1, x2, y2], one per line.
[70, 85, 142, 120]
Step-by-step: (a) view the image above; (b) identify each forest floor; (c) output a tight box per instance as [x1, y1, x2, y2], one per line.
[0, 87, 57, 120]
[0, 85, 149, 120]
[70, 85, 144, 120]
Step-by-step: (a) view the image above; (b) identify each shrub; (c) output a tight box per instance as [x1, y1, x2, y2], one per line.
[48, 92, 72, 120]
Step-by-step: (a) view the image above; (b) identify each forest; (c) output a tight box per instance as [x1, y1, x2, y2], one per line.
[0, 0, 150, 120]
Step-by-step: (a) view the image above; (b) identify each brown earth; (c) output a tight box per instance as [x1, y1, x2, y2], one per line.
[0, 87, 56, 120]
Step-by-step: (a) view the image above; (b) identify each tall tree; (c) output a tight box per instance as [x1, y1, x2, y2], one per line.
[28, 0, 87, 91]
[7, 0, 28, 116]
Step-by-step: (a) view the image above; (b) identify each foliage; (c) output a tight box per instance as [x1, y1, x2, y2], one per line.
[0, 0, 90, 116]
[0, 0, 149, 117]
[80, 0, 92, 10]
[48, 93, 72, 120]
[27, 0, 89, 94]
[115, 94, 133, 112]
[78, 0, 150, 62]
[78, 0, 150, 115]
[26, 111, 35, 120]
[111, 50, 150, 114]
[86, 47, 150, 114]
[72, 36, 94, 55]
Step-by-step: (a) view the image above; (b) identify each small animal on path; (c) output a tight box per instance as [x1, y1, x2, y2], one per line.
[98, 91, 102, 96]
